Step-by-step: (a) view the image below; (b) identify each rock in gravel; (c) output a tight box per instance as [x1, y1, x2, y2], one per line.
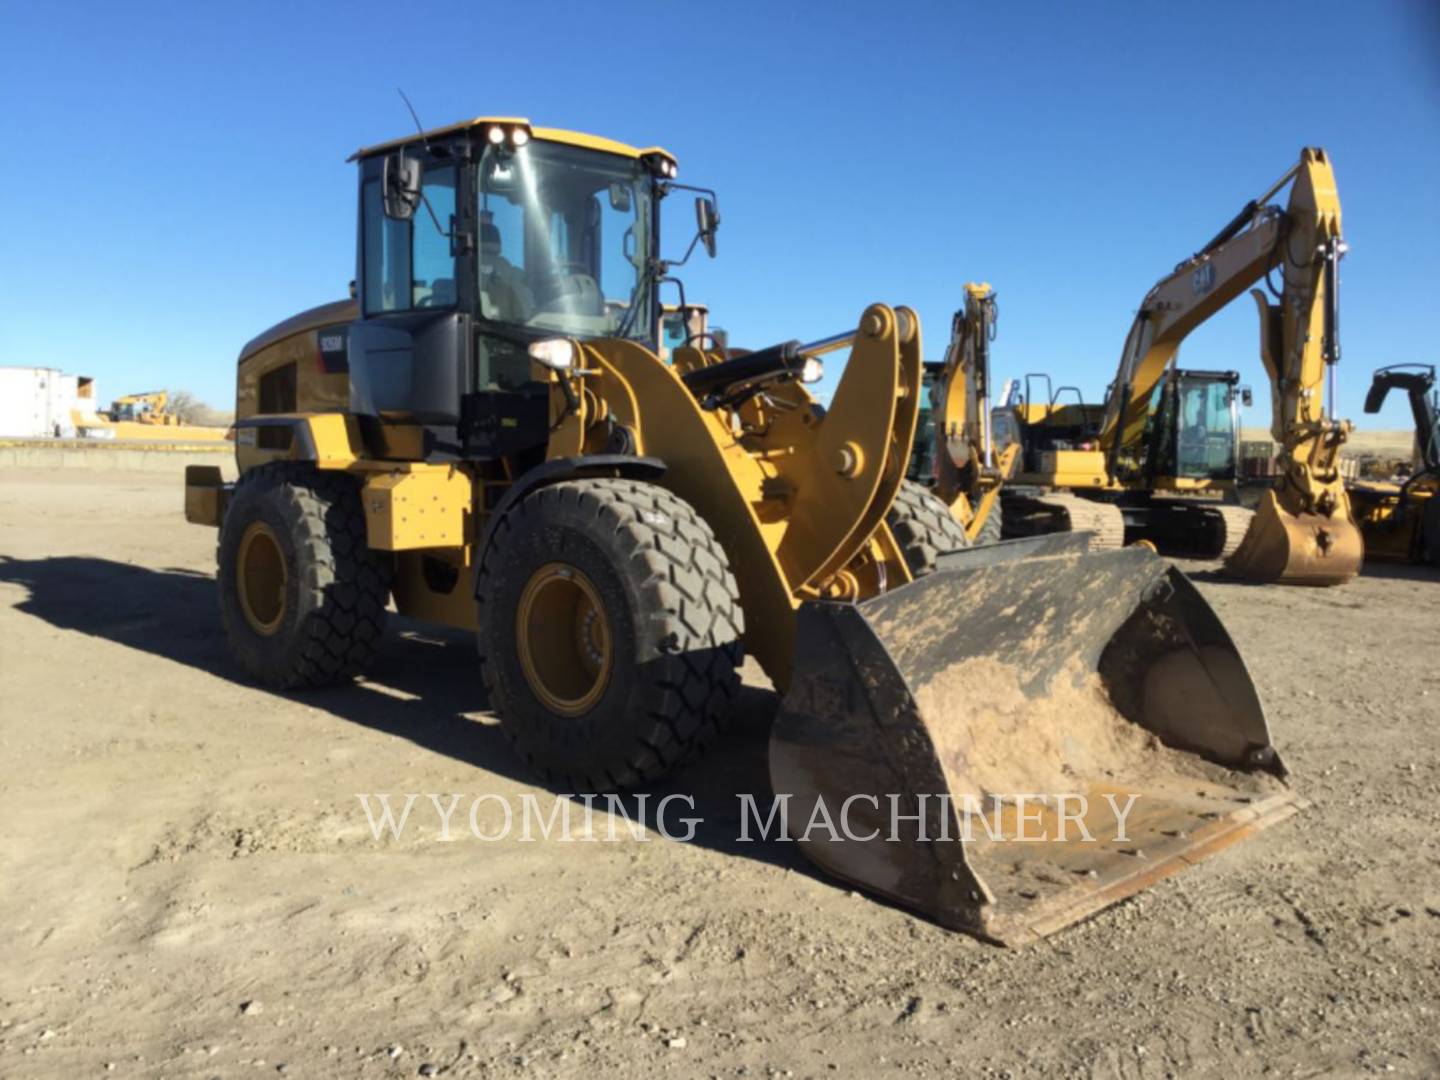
[667, 1036, 688, 1049]
[388, 1044, 404, 1060]
[240, 1000, 263, 1016]
[419, 1065, 437, 1077]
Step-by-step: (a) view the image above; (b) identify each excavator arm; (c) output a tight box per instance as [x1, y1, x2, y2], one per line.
[929, 283, 1015, 539]
[1098, 148, 1358, 583]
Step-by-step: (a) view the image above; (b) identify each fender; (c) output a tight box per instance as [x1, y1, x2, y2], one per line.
[473, 454, 667, 597]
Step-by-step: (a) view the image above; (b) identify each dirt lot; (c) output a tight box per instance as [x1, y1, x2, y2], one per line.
[2, 464, 1438, 1079]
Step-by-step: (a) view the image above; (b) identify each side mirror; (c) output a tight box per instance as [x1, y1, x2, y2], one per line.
[1240, 385, 1254, 408]
[695, 196, 719, 258]
[608, 183, 632, 213]
[383, 152, 421, 221]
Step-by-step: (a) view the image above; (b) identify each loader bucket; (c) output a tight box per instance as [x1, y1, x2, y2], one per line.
[770, 535, 1303, 946]
[1224, 488, 1362, 585]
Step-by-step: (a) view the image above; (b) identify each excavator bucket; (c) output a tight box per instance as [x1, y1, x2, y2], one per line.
[770, 534, 1303, 945]
[1224, 489, 1363, 585]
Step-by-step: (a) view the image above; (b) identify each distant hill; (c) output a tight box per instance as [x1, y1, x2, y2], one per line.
[1242, 427, 1415, 460]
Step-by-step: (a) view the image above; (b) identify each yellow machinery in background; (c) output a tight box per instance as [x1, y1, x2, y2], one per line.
[185, 116, 1303, 944]
[993, 149, 1360, 584]
[72, 388, 230, 442]
[108, 390, 178, 425]
[907, 283, 1017, 544]
[659, 302, 725, 361]
[1348, 364, 1439, 565]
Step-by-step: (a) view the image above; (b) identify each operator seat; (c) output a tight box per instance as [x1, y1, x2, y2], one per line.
[478, 223, 534, 323]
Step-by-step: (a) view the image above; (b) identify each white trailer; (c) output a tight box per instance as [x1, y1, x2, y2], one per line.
[0, 366, 89, 438]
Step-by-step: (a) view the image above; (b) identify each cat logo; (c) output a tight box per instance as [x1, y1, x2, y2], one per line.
[1191, 262, 1217, 295]
[320, 334, 344, 352]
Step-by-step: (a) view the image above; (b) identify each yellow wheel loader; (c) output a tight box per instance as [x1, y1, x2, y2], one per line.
[992, 149, 1361, 584]
[907, 283, 1016, 545]
[186, 116, 1302, 944]
[1348, 364, 1440, 565]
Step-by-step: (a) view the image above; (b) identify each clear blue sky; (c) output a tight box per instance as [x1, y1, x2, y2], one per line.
[3, 1, 1437, 429]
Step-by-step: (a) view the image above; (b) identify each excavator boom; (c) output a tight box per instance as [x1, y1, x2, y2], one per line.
[1094, 149, 1359, 583]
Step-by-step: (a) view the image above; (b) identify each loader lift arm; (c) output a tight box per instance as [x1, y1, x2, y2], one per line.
[1098, 148, 1359, 583]
[1364, 363, 1438, 474]
[1349, 363, 1440, 565]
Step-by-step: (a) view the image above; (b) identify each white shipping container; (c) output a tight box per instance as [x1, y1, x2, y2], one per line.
[0, 366, 78, 437]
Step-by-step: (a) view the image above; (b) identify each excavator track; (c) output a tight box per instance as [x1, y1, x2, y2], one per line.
[1146, 499, 1257, 561]
[1206, 503, 1256, 560]
[1028, 492, 1128, 548]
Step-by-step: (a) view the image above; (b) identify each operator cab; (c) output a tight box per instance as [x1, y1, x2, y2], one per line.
[1136, 369, 1247, 486]
[345, 118, 717, 460]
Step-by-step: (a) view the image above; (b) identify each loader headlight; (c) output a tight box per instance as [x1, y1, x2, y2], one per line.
[487, 126, 506, 145]
[800, 357, 824, 384]
[528, 338, 578, 372]
[511, 127, 530, 147]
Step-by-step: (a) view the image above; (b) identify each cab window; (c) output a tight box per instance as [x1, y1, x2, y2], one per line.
[361, 162, 457, 315]
[412, 167, 456, 308]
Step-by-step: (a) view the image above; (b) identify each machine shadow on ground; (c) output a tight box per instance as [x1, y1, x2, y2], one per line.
[0, 554, 813, 877]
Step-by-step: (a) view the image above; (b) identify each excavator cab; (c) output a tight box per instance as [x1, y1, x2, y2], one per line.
[906, 361, 945, 483]
[1130, 369, 1244, 491]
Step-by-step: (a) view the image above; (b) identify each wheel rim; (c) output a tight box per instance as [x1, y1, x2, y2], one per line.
[515, 562, 613, 717]
[236, 521, 287, 636]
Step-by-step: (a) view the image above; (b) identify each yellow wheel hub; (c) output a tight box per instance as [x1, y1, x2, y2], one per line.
[236, 521, 287, 637]
[515, 563, 613, 717]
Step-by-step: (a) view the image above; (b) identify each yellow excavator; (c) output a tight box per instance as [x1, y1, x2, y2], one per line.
[993, 149, 1361, 584]
[184, 116, 1302, 944]
[107, 390, 178, 425]
[1348, 364, 1439, 564]
[907, 283, 1016, 544]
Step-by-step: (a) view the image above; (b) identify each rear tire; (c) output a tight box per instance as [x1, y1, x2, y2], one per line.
[217, 463, 391, 689]
[476, 478, 744, 791]
[886, 479, 971, 578]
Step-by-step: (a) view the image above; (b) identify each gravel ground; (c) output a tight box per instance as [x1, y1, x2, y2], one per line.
[1, 465, 1437, 1079]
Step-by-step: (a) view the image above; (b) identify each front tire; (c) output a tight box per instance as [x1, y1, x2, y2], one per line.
[217, 464, 391, 689]
[886, 479, 971, 578]
[476, 478, 744, 791]
[973, 497, 1003, 546]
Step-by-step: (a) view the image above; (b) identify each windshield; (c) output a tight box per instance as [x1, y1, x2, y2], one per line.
[478, 140, 654, 341]
[1173, 379, 1237, 480]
